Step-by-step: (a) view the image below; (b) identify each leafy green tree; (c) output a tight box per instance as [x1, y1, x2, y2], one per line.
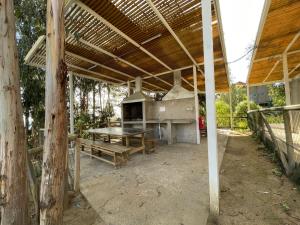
[267, 84, 285, 107]
[215, 100, 230, 128]
[235, 100, 260, 117]
[219, 83, 247, 112]
[14, 0, 47, 146]
[234, 100, 260, 129]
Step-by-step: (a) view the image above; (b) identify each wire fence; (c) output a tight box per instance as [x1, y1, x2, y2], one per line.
[248, 104, 300, 176]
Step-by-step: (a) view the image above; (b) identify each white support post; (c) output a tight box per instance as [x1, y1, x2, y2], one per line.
[229, 85, 233, 129]
[69, 72, 75, 134]
[247, 84, 250, 111]
[127, 80, 131, 96]
[193, 66, 201, 144]
[283, 53, 291, 105]
[202, 0, 219, 216]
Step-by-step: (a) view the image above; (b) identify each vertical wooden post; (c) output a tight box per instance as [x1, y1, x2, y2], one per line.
[247, 83, 250, 111]
[193, 66, 201, 144]
[229, 85, 233, 129]
[127, 80, 131, 96]
[40, 1, 67, 225]
[74, 139, 81, 192]
[0, 1, 28, 224]
[283, 110, 295, 170]
[92, 80, 96, 124]
[69, 72, 74, 134]
[257, 111, 265, 143]
[283, 53, 291, 105]
[202, 0, 219, 216]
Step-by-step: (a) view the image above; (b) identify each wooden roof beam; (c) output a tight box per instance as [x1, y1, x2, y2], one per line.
[75, 0, 199, 90]
[28, 59, 155, 92]
[34, 53, 125, 83]
[145, 0, 205, 77]
[66, 51, 166, 91]
[24, 35, 46, 64]
[70, 35, 173, 88]
[253, 49, 300, 63]
[74, 0, 172, 71]
[64, 0, 75, 12]
[284, 31, 300, 54]
[143, 57, 224, 80]
[289, 62, 300, 76]
[263, 60, 281, 82]
[257, 30, 300, 82]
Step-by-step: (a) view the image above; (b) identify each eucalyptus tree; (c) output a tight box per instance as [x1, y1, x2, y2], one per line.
[39, 1, 67, 224]
[0, 0, 27, 224]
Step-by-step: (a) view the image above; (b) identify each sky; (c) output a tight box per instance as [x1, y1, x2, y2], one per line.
[219, 0, 265, 83]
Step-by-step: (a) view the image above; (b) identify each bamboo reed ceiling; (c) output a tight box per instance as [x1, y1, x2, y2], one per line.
[248, 0, 300, 85]
[25, 0, 229, 92]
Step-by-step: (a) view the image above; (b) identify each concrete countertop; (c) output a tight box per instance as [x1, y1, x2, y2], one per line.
[146, 119, 195, 124]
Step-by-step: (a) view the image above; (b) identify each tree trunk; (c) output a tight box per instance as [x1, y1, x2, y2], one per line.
[86, 90, 89, 113]
[39, 1, 67, 225]
[93, 85, 96, 125]
[0, 1, 28, 224]
[99, 83, 102, 111]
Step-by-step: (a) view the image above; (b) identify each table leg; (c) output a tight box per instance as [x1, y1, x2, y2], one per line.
[126, 136, 130, 147]
[142, 133, 145, 155]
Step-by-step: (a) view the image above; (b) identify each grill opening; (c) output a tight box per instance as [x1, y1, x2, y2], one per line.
[123, 102, 143, 121]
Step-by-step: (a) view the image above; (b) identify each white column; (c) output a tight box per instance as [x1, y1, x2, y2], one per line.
[229, 85, 233, 129]
[283, 53, 291, 105]
[69, 72, 75, 134]
[202, 0, 219, 215]
[247, 83, 250, 111]
[193, 66, 201, 144]
[127, 80, 131, 96]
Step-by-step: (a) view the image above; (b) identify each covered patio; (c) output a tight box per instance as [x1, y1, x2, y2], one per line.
[79, 132, 228, 225]
[24, 0, 230, 223]
[246, 0, 300, 176]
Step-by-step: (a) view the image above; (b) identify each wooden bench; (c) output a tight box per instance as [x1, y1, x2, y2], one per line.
[128, 136, 156, 154]
[79, 139, 131, 167]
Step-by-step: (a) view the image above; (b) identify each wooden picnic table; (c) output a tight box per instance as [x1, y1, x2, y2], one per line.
[87, 127, 151, 149]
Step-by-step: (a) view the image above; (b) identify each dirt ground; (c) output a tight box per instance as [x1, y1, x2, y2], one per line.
[63, 132, 228, 225]
[63, 194, 105, 225]
[208, 132, 300, 225]
[63, 131, 300, 225]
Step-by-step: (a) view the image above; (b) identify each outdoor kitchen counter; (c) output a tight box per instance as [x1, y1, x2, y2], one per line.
[146, 119, 195, 124]
[145, 119, 196, 145]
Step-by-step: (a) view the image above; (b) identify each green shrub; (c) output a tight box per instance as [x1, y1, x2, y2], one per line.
[235, 100, 260, 117]
[216, 100, 230, 128]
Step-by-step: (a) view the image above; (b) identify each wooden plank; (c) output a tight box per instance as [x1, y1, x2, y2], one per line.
[74, 139, 81, 192]
[283, 110, 295, 170]
[81, 151, 116, 166]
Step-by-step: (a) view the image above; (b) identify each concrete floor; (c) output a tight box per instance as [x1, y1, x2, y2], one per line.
[79, 131, 229, 225]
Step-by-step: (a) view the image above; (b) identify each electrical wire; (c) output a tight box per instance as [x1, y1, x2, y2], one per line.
[226, 45, 257, 65]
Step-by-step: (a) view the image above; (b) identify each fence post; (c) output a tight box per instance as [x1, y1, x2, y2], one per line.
[260, 113, 290, 175]
[254, 111, 259, 136]
[258, 111, 265, 143]
[74, 138, 81, 192]
[283, 110, 295, 170]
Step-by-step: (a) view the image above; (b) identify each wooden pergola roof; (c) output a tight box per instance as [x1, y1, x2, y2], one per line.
[248, 0, 300, 85]
[25, 0, 229, 92]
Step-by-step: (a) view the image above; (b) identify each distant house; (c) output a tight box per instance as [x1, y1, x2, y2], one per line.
[250, 85, 271, 107]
